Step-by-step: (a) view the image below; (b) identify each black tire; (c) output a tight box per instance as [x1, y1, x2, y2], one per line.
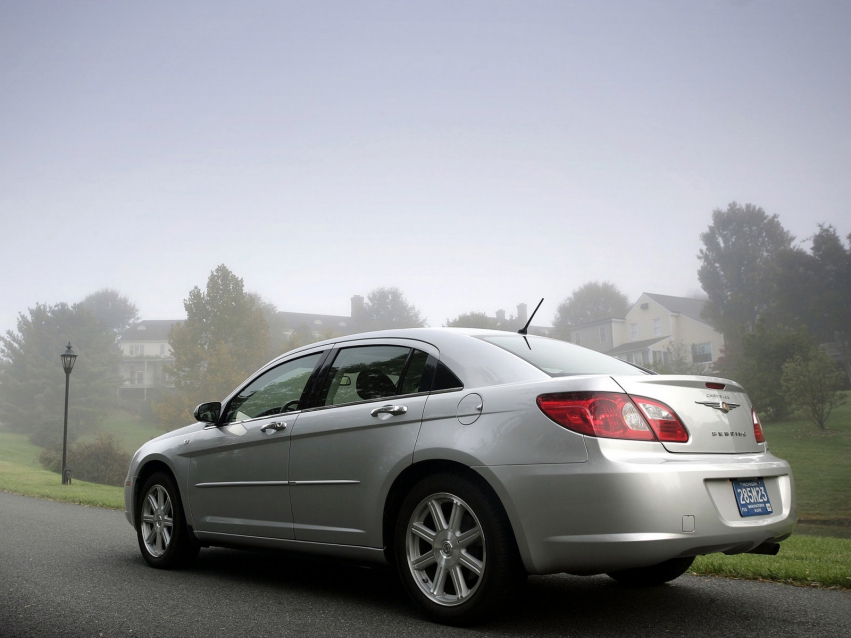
[136, 471, 200, 569]
[394, 472, 526, 626]
[607, 556, 695, 586]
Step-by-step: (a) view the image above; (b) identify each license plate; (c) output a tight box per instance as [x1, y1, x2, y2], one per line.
[732, 478, 773, 517]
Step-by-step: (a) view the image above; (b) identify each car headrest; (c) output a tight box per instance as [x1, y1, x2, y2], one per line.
[356, 369, 397, 401]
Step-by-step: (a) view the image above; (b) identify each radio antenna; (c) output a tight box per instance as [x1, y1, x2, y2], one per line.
[518, 298, 543, 335]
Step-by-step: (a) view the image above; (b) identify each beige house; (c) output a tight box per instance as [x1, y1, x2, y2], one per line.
[570, 293, 724, 368]
[118, 320, 182, 399]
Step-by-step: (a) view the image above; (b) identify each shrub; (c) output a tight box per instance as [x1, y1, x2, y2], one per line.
[38, 434, 131, 486]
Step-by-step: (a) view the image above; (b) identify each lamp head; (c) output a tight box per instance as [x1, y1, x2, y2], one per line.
[61, 342, 77, 374]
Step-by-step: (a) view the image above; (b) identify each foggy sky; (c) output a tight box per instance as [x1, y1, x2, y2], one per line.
[1, 0, 848, 336]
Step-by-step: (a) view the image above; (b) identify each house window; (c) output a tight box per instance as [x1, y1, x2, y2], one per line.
[160, 344, 166, 355]
[573, 332, 581, 345]
[129, 344, 144, 356]
[653, 318, 661, 336]
[599, 326, 607, 343]
[692, 342, 713, 363]
[630, 323, 638, 341]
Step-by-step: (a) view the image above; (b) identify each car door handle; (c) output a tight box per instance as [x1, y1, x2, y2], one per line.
[370, 405, 408, 417]
[260, 421, 287, 432]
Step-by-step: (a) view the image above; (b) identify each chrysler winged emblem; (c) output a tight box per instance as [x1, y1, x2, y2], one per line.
[695, 401, 740, 414]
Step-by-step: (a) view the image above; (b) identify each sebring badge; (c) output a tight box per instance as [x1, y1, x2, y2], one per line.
[695, 400, 740, 414]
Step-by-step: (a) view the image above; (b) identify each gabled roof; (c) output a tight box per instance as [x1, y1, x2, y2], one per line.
[642, 293, 708, 325]
[119, 320, 182, 342]
[606, 336, 668, 356]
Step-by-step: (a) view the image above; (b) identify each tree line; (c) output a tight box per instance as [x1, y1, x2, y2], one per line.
[1, 203, 847, 446]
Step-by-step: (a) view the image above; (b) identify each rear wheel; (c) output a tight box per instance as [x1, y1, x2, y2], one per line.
[136, 471, 199, 569]
[394, 472, 526, 626]
[607, 556, 695, 586]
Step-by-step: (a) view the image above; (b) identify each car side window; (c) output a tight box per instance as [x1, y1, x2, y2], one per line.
[432, 360, 463, 391]
[320, 345, 412, 406]
[222, 352, 323, 423]
[400, 349, 430, 395]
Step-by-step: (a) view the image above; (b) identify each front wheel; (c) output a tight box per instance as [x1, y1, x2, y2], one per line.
[607, 556, 695, 586]
[394, 472, 526, 626]
[136, 471, 199, 569]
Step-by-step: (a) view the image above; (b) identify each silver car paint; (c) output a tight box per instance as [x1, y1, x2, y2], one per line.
[125, 327, 796, 576]
[186, 413, 297, 539]
[478, 438, 794, 574]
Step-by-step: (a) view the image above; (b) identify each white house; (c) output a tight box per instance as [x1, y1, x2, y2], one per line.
[569, 293, 724, 368]
[118, 320, 182, 399]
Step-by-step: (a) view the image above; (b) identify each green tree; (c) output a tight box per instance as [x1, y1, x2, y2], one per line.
[361, 287, 426, 331]
[782, 346, 846, 430]
[725, 322, 813, 421]
[153, 265, 270, 430]
[807, 226, 851, 382]
[765, 224, 851, 383]
[444, 311, 495, 329]
[552, 282, 629, 339]
[0, 303, 122, 447]
[80, 288, 140, 334]
[697, 202, 795, 347]
[249, 293, 290, 359]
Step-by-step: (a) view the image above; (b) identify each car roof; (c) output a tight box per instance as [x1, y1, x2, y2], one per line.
[273, 327, 549, 388]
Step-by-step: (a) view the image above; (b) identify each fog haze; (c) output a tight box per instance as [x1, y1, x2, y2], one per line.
[1, 0, 848, 333]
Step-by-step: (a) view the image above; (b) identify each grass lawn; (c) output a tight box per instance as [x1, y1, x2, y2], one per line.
[0, 455, 124, 509]
[760, 402, 851, 528]
[0, 408, 160, 509]
[76, 408, 163, 454]
[690, 535, 851, 589]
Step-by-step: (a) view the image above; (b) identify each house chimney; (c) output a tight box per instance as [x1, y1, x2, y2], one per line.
[495, 309, 506, 324]
[351, 295, 365, 319]
[517, 303, 528, 326]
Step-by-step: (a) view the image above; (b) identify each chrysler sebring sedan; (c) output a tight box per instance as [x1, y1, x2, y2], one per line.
[124, 328, 795, 625]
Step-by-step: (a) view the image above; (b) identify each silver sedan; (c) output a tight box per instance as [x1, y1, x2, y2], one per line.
[124, 328, 796, 625]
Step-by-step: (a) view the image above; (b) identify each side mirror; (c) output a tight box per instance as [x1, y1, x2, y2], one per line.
[193, 401, 221, 424]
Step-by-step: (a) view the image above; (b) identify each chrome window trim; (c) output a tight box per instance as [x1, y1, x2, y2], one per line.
[220, 411, 302, 427]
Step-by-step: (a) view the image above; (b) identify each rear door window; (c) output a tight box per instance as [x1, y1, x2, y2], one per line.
[319, 345, 412, 406]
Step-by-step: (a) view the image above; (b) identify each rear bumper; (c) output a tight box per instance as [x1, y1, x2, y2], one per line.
[476, 438, 796, 575]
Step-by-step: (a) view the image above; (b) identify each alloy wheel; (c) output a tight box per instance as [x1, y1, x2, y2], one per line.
[405, 492, 486, 606]
[140, 484, 174, 558]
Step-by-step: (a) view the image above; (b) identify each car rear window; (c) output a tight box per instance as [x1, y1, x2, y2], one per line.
[478, 335, 647, 377]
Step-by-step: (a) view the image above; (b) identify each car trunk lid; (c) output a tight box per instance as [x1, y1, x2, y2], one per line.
[612, 375, 764, 453]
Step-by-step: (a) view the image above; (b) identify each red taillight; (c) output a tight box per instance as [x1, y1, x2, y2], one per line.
[752, 408, 765, 443]
[537, 392, 656, 441]
[706, 382, 725, 390]
[631, 396, 690, 443]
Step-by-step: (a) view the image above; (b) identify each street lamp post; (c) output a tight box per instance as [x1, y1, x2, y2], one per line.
[60, 342, 77, 485]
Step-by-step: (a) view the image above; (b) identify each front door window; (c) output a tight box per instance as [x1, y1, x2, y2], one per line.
[222, 352, 323, 422]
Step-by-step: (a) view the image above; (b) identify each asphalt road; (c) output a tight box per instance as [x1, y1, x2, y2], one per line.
[1, 491, 848, 638]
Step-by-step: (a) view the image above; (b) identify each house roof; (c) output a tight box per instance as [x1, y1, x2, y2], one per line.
[119, 320, 182, 342]
[277, 311, 355, 331]
[606, 336, 668, 355]
[642, 293, 708, 324]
